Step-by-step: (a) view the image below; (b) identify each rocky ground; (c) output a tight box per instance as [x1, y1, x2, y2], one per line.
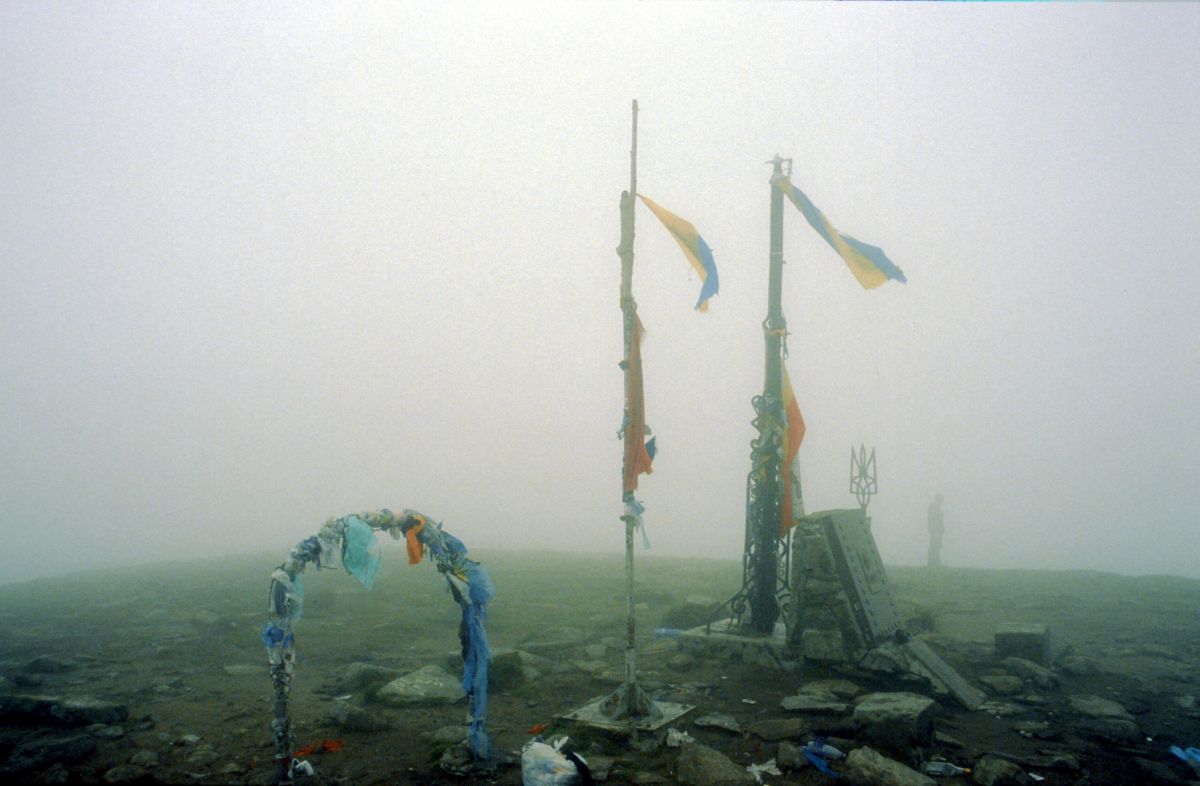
[1, 550, 1198, 785]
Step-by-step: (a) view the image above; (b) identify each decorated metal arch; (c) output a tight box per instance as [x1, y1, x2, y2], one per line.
[263, 509, 494, 782]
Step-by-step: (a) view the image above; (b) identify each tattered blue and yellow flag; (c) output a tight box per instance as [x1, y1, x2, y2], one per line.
[777, 179, 906, 289]
[637, 194, 720, 311]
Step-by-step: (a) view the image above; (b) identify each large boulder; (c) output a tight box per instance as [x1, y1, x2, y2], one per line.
[1, 733, 97, 774]
[844, 746, 934, 786]
[676, 742, 756, 786]
[0, 694, 128, 726]
[852, 692, 936, 754]
[376, 665, 465, 706]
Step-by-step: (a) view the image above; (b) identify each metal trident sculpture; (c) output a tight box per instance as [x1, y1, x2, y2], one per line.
[850, 444, 878, 512]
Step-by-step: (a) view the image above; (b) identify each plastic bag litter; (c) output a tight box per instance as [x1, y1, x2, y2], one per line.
[341, 516, 381, 588]
[747, 758, 781, 784]
[666, 728, 693, 747]
[521, 737, 589, 786]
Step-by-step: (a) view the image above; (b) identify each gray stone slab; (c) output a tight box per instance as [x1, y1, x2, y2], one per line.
[901, 638, 986, 710]
[994, 623, 1050, 665]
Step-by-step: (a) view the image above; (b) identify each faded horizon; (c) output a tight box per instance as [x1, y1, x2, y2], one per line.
[2, 3, 1198, 586]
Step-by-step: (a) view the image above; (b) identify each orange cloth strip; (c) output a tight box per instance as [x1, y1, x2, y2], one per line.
[406, 520, 426, 565]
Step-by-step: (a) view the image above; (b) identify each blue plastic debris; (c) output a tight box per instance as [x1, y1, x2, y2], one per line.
[802, 739, 842, 777]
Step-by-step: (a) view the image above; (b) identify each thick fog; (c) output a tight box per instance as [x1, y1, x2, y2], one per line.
[2, 3, 1197, 585]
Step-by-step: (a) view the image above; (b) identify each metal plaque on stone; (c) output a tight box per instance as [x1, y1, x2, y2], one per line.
[816, 508, 902, 645]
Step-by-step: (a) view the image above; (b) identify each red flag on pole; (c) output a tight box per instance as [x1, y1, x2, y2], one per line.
[622, 316, 653, 493]
[779, 368, 806, 535]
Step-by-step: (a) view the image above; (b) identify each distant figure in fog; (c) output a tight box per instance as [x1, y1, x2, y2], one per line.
[927, 493, 945, 568]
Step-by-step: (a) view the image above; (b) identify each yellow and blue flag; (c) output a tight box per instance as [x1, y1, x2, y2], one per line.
[637, 194, 720, 311]
[777, 179, 906, 289]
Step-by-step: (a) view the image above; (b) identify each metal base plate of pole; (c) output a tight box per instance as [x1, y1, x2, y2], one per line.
[559, 691, 692, 735]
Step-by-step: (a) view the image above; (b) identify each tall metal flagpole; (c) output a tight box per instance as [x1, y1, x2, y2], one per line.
[563, 102, 691, 736]
[619, 99, 640, 720]
[706, 156, 794, 637]
[746, 156, 789, 633]
[606, 98, 656, 724]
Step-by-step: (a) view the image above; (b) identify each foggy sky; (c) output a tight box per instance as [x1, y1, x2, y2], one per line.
[2, 2, 1198, 585]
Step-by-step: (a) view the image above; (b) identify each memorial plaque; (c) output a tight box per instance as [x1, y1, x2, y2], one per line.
[815, 508, 902, 644]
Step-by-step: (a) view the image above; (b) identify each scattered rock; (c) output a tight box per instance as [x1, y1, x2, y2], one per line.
[1010, 720, 1058, 740]
[0, 694, 129, 726]
[971, 755, 1030, 786]
[12, 673, 45, 687]
[1057, 655, 1100, 676]
[1073, 716, 1141, 743]
[587, 754, 614, 780]
[802, 678, 863, 699]
[185, 748, 218, 767]
[88, 723, 126, 738]
[422, 724, 465, 749]
[780, 694, 849, 713]
[2, 733, 97, 774]
[978, 700, 1023, 717]
[852, 692, 936, 753]
[572, 659, 608, 675]
[328, 700, 390, 731]
[676, 741, 756, 785]
[693, 713, 740, 733]
[54, 697, 129, 725]
[23, 656, 79, 674]
[979, 675, 1023, 695]
[1066, 694, 1133, 720]
[844, 746, 934, 786]
[102, 764, 146, 783]
[746, 718, 810, 742]
[487, 649, 527, 691]
[129, 750, 159, 767]
[667, 653, 696, 671]
[583, 643, 607, 659]
[776, 740, 810, 771]
[376, 665, 465, 706]
[339, 662, 403, 694]
[860, 644, 908, 674]
[999, 658, 1056, 690]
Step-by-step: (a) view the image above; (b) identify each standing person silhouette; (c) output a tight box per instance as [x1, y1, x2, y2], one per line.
[927, 493, 945, 568]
